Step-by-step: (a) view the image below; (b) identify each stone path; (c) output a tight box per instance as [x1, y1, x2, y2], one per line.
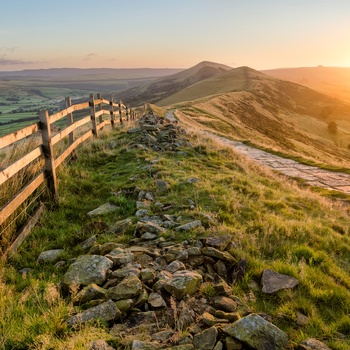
[208, 134, 350, 195]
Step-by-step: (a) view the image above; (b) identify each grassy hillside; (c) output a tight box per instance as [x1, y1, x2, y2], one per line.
[262, 66, 350, 103]
[158, 67, 350, 169]
[1, 121, 350, 349]
[113, 61, 232, 106]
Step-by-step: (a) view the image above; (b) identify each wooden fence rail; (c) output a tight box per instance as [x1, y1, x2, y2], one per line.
[0, 94, 140, 233]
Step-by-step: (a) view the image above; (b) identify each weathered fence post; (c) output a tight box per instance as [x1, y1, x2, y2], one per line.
[119, 101, 123, 124]
[39, 110, 58, 201]
[90, 94, 98, 137]
[65, 96, 76, 159]
[110, 97, 115, 129]
[97, 93, 103, 128]
[126, 105, 129, 121]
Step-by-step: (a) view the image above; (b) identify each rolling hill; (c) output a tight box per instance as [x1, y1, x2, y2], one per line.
[113, 61, 232, 106]
[261, 66, 350, 103]
[157, 66, 350, 168]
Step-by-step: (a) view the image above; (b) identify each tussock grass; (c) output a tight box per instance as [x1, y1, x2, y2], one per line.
[1, 125, 349, 348]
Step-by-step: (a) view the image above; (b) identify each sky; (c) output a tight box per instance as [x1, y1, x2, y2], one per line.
[1, 0, 350, 71]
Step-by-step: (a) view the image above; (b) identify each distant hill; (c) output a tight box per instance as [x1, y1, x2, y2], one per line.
[261, 66, 350, 103]
[113, 61, 232, 106]
[0, 68, 183, 80]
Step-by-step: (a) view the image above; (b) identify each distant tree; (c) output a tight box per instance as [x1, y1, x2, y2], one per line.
[328, 121, 338, 134]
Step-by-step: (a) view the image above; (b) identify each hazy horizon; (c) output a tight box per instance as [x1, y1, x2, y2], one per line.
[1, 0, 350, 71]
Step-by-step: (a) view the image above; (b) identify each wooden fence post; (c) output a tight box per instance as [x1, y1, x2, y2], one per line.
[39, 110, 58, 201]
[119, 101, 123, 124]
[126, 106, 129, 121]
[97, 93, 103, 127]
[90, 94, 98, 137]
[110, 97, 115, 128]
[65, 97, 76, 159]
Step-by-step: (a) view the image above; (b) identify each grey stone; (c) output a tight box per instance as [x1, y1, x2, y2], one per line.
[165, 260, 186, 273]
[109, 218, 133, 234]
[107, 275, 142, 301]
[151, 330, 175, 341]
[298, 338, 331, 350]
[187, 247, 202, 256]
[141, 232, 158, 240]
[131, 340, 162, 350]
[62, 255, 113, 288]
[175, 220, 202, 231]
[225, 337, 242, 350]
[164, 270, 203, 299]
[111, 266, 140, 279]
[68, 299, 119, 327]
[224, 313, 288, 350]
[115, 299, 133, 313]
[212, 296, 237, 312]
[135, 209, 149, 218]
[202, 312, 229, 326]
[261, 269, 299, 294]
[100, 242, 124, 256]
[193, 326, 218, 350]
[140, 268, 156, 281]
[38, 249, 64, 263]
[87, 203, 119, 217]
[73, 284, 107, 305]
[134, 221, 165, 237]
[81, 236, 97, 250]
[89, 339, 115, 350]
[155, 180, 170, 193]
[148, 292, 167, 308]
[202, 247, 235, 263]
[105, 249, 134, 267]
[165, 249, 189, 263]
[204, 235, 231, 251]
[213, 341, 224, 350]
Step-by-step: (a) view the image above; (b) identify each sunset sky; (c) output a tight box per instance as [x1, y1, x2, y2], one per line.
[1, 0, 350, 71]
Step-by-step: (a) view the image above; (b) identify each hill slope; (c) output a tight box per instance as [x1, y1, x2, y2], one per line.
[262, 66, 350, 103]
[113, 61, 232, 106]
[158, 66, 350, 168]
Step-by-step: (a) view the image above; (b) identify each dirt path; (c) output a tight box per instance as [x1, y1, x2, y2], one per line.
[208, 134, 350, 195]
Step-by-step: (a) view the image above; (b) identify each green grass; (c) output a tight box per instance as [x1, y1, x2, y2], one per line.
[1, 125, 350, 348]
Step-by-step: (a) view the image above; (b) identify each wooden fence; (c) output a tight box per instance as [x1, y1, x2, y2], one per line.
[0, 94, 139, 256]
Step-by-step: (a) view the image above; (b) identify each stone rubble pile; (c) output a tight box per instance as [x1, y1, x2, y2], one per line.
[127, 110, 190, 152]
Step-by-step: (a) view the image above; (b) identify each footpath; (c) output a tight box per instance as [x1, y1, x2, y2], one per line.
[207, 134, 350, 195]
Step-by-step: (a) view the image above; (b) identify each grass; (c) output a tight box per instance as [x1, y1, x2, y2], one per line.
[1, 123, 350, 348]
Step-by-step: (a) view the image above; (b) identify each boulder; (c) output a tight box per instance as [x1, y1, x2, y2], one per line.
[38, 249, 64, 263]
[212, 296, 237, 312]
[164, 270, 203, 299]
[148, 292, 167, 308]
[89, 339, 115, 350]
[204, 235, 231, 251]
[193, 326, 218, 350]
[109, 218, 133, 234]
[224, 313, 288, 350]
[261, 269, 299, 294]
[202, 247, 235, 263]
[298, 338, 332, 350]
[68, 299, 120, 327]
[73, 284, 107, 305]
[87, 203, 119, 217]
[62, 255, 113, 288]
[175, 220, 202, 232]
[107, 275, 143, 301]
[105, 249, 134, 267]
